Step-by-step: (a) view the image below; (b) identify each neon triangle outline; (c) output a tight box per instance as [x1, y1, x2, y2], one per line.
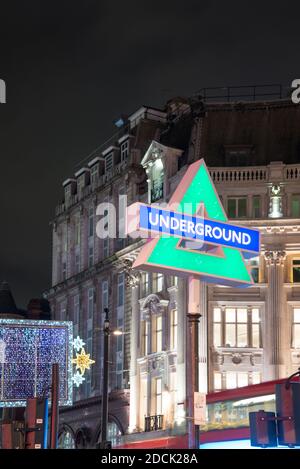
[133, 159, 254, 287]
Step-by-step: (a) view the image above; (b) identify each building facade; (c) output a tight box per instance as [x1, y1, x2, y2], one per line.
[46, 94, 300, 448]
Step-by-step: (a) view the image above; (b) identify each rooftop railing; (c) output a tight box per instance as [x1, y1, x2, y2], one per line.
[210, 163, 300, 184]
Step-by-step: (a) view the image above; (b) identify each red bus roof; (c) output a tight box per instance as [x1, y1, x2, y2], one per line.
[207, 376, 300, 404]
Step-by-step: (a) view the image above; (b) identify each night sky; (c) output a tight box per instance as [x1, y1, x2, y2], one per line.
[0, 1, 300, 307]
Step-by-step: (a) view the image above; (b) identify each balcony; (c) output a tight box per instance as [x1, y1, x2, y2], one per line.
[209, 163, 300, 185]
[144, 415, 164, 432]
[209, 166, 267, 183]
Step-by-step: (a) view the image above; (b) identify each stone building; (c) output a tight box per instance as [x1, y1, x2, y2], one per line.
[45, 92, 300, 448]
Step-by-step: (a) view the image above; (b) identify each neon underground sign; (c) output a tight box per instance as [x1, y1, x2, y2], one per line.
[127, 159, 260, 287]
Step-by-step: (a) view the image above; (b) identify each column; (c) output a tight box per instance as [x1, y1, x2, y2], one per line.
[198, 281, 208, 393]
[124, 260, 140, 433]
[264, 250, 286, 380]
[176, 278, 186, 425]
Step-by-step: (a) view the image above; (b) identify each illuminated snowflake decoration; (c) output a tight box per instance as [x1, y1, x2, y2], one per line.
[72, 336, 85, 352]
[71, 335, 95, 388]
[72, 371, 85, 388]
[72, 348, 95, 374]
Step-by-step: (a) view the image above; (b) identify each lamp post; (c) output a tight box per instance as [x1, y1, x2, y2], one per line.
[99, 307, 111, 449]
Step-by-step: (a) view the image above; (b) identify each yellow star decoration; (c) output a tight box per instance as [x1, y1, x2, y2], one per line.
[72, 348, 95, 375]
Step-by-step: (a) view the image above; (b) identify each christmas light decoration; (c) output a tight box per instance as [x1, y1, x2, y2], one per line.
[72, 336, 85, 352]
[72, 348, 95, 375]
[72, 370, 85, 387]
[71, 336, 95, 389]
[0, 319, 73, 407]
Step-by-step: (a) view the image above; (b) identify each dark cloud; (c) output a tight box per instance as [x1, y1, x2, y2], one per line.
[0, 0, 300, 306]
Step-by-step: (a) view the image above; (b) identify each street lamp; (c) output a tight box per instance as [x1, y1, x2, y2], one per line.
[98, 307, 111, 449]
[97, 310, 129, 449]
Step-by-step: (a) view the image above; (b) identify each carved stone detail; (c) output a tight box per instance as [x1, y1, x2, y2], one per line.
[264, 250, 286, 266]
[122, 258, 140, 287]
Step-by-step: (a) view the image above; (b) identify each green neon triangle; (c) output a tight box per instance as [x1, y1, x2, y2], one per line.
[144, 162, 253, 286]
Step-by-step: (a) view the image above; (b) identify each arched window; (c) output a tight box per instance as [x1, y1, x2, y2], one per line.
[107, 421, 122, 447]
[58, 429, 75, 449]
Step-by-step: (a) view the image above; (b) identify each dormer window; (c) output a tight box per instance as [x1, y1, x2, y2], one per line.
[141, 141, 183, 204]
[88, 157, 102, 186]
[90, 164, 99, 186]
[151, 159, 164, 203]
[75, 168, 89, 196]
[65, 184, 72, 202]
[62, 178, 76, 206]
[102, 146, 118, 174]
[77, 174, 85, 193]
[105, 153, 114, 172]
[120, 140, 129, 161]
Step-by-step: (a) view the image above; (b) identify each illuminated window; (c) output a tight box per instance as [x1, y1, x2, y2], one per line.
[251, 308, 260, 348]
[292, 308, 300, 348]
[249, 257, 259, 283]
[225, 372, 248, 390]
[252, 196, 261, 218]
[169, 371, 177, 392]
[140, 378, 148, 428]
[214, 372, 222, 391]
[120, 140, 129, 161]
[213, 307, 261, 348]
[252, 372, 261, 385]
[151, 159, 164, 203]
[225, 372, 236, 389]
[227, 197, 247, 218]
[292, 259, 300, 283]
[141, 272, 150, 297]
[155, 378, 162, 415]
[169, 276, 178, 287]
[153, 315, 163, 353]
[153, 272, 163, 293]
[213, 308, 222, 347]
[225, 308, 247, 347]
[291, 194, 300, 218]
[141, 320, 149, 356]
[170, 309, 178, 350]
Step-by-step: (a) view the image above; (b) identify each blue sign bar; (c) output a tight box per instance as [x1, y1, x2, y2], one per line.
[139, 205, 260, 253]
